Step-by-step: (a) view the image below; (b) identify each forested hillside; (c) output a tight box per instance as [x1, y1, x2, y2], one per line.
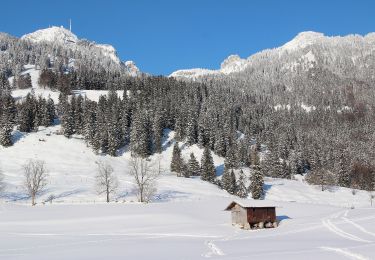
[0, 28, 374, 194]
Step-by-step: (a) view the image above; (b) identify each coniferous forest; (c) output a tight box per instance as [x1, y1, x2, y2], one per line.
[1, 28, 375, 197]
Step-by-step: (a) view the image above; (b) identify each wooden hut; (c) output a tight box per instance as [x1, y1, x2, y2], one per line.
[225, 201, 277, 229]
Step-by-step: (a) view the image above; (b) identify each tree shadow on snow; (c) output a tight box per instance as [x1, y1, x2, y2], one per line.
[216, 164, 225, 177]
[153, 190, 191, 202]
[116, 187, 138, 200]
[2, 192, 30, 202]
[52, 189, 86, 200]
[11, 130, 28, 145]
[263, 183, 284, 192]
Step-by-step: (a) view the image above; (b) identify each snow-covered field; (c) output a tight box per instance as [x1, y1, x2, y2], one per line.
[1, 199, 375, 259]
[0, 124, 374, 259]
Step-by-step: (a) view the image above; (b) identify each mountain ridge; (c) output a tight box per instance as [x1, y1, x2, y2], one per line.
[19, 26, 140, 76]
[170, 31, 375, 79]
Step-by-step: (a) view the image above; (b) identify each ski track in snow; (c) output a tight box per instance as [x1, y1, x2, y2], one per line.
[203, 241, 225, 257]
[322, 219, 372, 243]
[342, 217, 375, 238]
[321, 210, 373, 243]
[320, 246, 370, 260]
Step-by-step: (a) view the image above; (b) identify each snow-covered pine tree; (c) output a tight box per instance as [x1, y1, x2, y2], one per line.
[337, 152, 350, 188]
[18, 104, 31, 132]
[225, 143, 238, 170]
[95, 96, 109, 153]
[92, 131, 101, 152]
[41, 98, 50, 127]
[214, 131, 226, 157]
[0, 94, 14, 147]
[229, 169, 237, 194]
[152, 108, 163, 153]
[187, 153, 200, 176]
[280, 160, 291, 179]
[130, 109, 151, 158]
[309, 144, 322, 172]
[197, 116, 207, 148]
[170, 142, 183, 176]
[120, 96, 131, 146]
[221, 165, 231, 192]
[57, 93, 67, 116]
[237, 140, 249, 168]
[174, 114, 184, 142]
[182, 161, 190, 178]
[74, 95, 84, 134]
[0, 121, 12, 147]
[221, 165, 237, 194]
[236, 169, 248, 198]
[18, 94, 35, 133]
[107, 109, 122, 156]
[46, 96, 55, 126]
[201, 146, 216, 182]
[0, 94, 16, 124]
[62, 103, 75, 138]
[33, 96, 45, 128]
[186, 110, 197, 146]
[107, 126, 118, 156]
[99, 130, 109, 154]
[250, 148, 260, 167]
[0, 73, 10, 91]
[250, 166, 264, 199]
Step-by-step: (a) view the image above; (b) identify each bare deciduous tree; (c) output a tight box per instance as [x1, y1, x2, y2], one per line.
[128, 156, 160, 203]
[305, 169, 336, 191]
[95, 161, 118, 203]
[23, 160, 48, 206]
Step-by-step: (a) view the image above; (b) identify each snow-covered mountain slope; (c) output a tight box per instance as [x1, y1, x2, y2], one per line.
[96, 44, 121, 64]
[0, 123, 372, 207]
[170, 31, 375, 79]
[21, 26, 78, 45]
[0, 125, 226, 204]
[170, 55, 248, 79]
[19, 26, 140, 74]
[281, 31, 325, 51]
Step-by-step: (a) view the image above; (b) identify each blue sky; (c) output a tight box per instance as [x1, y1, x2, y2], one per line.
[0, 0, 374, 75]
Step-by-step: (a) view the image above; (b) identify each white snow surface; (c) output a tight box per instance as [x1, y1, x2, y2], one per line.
[21, 26, 78, 45]
[0, 122, 375, 259]
[281, 31, 325, 51]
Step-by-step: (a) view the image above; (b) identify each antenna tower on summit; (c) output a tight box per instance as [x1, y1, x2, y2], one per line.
[69, 19, 72, 32]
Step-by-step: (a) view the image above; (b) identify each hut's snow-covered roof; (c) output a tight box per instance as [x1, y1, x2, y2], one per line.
[225, 200, 277, 210]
